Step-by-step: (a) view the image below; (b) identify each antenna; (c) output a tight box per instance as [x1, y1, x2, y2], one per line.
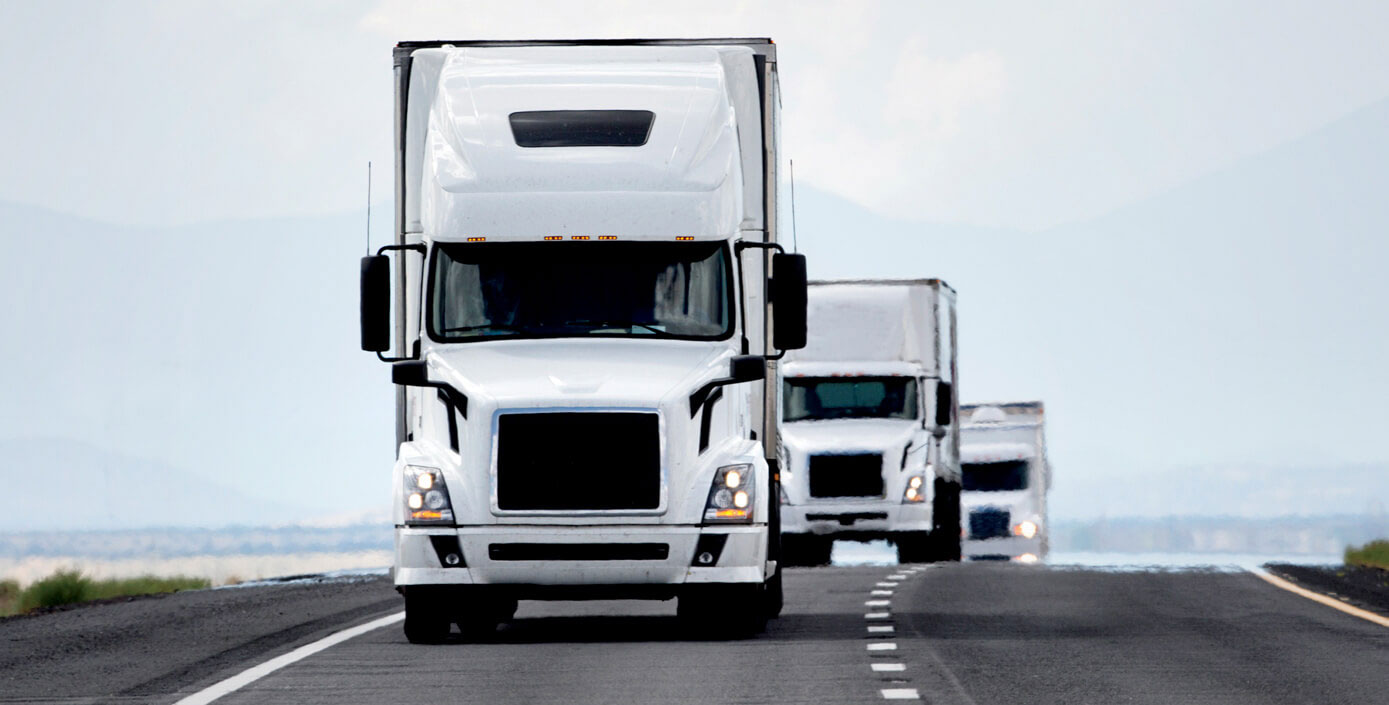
[365, 161, 372, 255]
[789, 158, 800, 253]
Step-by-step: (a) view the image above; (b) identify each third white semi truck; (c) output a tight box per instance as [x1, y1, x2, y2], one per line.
[360, 38, 807, 641]
[959, 401, 1050, 562]
[779, 280, 962, 565]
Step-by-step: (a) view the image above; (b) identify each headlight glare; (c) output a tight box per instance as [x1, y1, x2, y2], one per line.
[902, 476, 927, 504]
[403, 465, 454, 525]
[704, 463, 754, 524]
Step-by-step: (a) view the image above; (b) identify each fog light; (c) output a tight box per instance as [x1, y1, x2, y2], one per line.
[697, 551, 715, 565]
[1018, 553, 1039, 564]
[444, 553, 461, 566]
[407, 493, 424, 510]
[733, 490, 749, 509]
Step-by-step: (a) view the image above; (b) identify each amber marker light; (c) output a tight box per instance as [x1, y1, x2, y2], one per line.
[571, 235, 590, 240]
[411, 510, 444, 520]
[675, 236, 695, 241]
[466, 237, 486, 242]
[543, 236, 562, 241]
[597, 235, 618, 240]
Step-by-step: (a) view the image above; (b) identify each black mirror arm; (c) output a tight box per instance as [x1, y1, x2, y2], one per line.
[689, 355, 766, 418]
[392, 361, 469, 419]
[733, 240, 786, 255]
[370, 243, 428, 362]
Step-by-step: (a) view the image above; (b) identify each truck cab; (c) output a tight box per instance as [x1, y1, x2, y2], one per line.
[779, 280, 962, 565]
[360, 39, 807, 642]
[959, 402, 1050, 562]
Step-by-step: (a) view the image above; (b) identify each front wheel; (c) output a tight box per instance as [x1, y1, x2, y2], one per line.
[403, 589, 451, 644]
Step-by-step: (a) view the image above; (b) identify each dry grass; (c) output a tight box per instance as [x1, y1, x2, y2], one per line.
[1345, 539, 1389, 570]
[1, 570, 209, 616]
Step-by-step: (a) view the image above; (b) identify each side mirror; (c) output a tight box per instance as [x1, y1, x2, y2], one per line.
[934, 380, 954, 428]
[729, 354, 766, 383]
[360, 255, 390, 352]
[391, 360, 428, 386]
[771, 252, 808, 351]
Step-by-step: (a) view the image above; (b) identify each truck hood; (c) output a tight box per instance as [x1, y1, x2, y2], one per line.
[425, 339, 731, 410]
[782, 419, 918, 456]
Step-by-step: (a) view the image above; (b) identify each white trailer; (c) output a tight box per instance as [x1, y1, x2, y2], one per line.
[360, 39, 808, 642]
[779, 280, 961, 565]
[959, 402, 1050, 562]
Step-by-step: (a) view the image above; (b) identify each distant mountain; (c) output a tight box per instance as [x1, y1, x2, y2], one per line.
[0, 438, 296, 530]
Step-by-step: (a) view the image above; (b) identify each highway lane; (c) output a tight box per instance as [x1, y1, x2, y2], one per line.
[1, 563, 1385, 704]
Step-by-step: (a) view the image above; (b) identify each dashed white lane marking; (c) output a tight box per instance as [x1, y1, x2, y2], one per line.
[865, 612, 891, 619]
[871, 589, 894, 596]
[881, 687, 921, 700]
[866, 599, 891, 607]
[872, 662, 906, 672]
[173, 611, 404, 705]
[887, 574, 907, 580]
[877, 581, 900, 587]
[868, 625, 894, 633]
[866, 642, 898, 651]
[1250, 567, 1389, 628]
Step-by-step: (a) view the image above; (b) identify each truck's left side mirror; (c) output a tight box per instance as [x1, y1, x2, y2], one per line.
[934, 380, 954, 428]
[360, 255, 391, 352]
[771, 252, 808, 351]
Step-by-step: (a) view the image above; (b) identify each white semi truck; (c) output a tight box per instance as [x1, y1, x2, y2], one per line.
[779, 280, 962, 565]
[959, 402, 1050, 562]
[360, 39, 808, 642]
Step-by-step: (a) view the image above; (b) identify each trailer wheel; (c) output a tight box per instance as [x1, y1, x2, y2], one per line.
[403, 590, 451, 644]
[781, 534, 834, 567]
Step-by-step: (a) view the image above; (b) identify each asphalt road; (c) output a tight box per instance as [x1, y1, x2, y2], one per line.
[1, 564, 1385, 704]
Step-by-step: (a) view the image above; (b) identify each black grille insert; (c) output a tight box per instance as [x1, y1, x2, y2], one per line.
[497, 412, 660, 510]
[489, 543, 669, 561]
[808, 454, 884, 498]
[969, 508, 1011, 539]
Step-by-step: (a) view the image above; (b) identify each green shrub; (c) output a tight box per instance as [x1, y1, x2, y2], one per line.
[0, 579, 20, 617]
[14, 570, 211, 613]
[1345, 539, 1389, 570]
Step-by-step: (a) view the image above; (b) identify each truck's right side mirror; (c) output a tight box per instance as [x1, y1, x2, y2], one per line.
[934, 380, 954, 428]
[771, 252, 808, 351]
[360, 255, 391, 352]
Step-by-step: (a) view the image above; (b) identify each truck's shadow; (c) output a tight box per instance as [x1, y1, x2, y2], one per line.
[437, 612, 866, 644]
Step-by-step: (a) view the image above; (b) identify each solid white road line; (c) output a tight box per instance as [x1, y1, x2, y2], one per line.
[173, 612, 404, 705]
[865, 612, 891, 619]
[872, 662, 906, 672]
[868, 625, 894, 633]
[881, 687, 921, 699]
[866, 599, 891, 607]
[1249, 567, 1389, 628]
[866, 642, 898, 651]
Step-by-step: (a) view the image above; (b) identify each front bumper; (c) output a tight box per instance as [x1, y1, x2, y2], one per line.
[963, 535, 1044, 561]
[780, 500, 931, 538]
[395, 525, 767, 590]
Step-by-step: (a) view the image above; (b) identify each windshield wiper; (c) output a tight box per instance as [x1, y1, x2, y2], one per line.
[441, 323, 523, 334]
[560, 319, 676, 337]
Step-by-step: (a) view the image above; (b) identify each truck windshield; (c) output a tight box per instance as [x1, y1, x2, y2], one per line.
[429, 241, 732, 342]
[962, 460, 1029, 492]
[783, 377, 918, 422]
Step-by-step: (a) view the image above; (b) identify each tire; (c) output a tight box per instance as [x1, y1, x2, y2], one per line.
[930, 478, 963, 562]
[762, 565, 784, 620]
[679, 585, 767, 638]
[894, 532, 932, 564]
[403, 589, 451, 644]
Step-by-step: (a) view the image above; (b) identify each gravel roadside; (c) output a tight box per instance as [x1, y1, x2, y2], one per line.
[1265, 563, 1389, 616]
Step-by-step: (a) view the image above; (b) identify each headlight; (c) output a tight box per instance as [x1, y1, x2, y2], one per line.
[403, 465, 454, 525]
[902, 475, 926, 504]
[704, 463, 754, 523]
[1013, 520, 1038, 539]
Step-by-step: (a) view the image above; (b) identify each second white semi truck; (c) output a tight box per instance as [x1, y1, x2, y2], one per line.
[959, 402, 1050, 562]
[779, 280, 962, 565]
[360, 38, 807, 642]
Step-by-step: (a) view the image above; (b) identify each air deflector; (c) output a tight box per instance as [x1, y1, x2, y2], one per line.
[509, 110, 655, 147]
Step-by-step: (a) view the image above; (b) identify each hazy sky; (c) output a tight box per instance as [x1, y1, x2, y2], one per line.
[2, 2, 1388, 524]
[3, 1, 1388, 229]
